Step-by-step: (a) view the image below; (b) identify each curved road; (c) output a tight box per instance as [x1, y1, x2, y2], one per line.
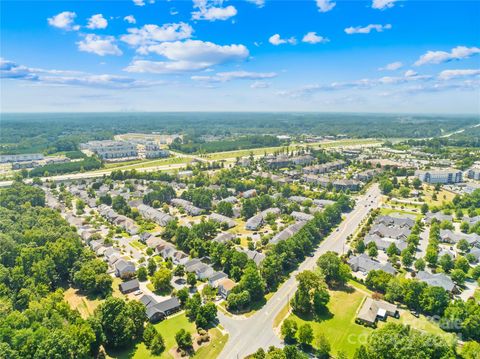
[217, 184, 382, 359]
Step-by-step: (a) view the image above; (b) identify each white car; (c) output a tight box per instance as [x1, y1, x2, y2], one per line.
[134, 290, 143, 296]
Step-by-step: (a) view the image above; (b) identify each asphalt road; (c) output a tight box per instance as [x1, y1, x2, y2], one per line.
[217, 183, 382, 359]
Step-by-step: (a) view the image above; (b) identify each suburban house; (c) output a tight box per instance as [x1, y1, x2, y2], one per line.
[218, 278, 237, 299]
[140, 295, 182, 322]
[208, 213, 237, 229]
[114, 259, 136, 278]
[440, 229, 480, 246]
[425, 212, 453, 224]
[137, 204, 174, 226]
[356, 297, 399, 327]
[208, 271, 228, 287]
[119, 278, 140, 294]
[246, 213, 264, 231]
[348, 253, 397, 275]
[290, 211, 314, 222]
[364, 234, 408, 252]
[171, 198, 202, 216]
[240, 248, 266, 266]
[270, 222, 307, 245]
[416, 271, 457, 293]
[213, 232, 235, 244]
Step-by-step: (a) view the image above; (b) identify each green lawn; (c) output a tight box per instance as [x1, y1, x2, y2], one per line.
[194, 328, 229, 359]
[130, 240, 147, 250]
[286, 287, 373, 357]
[379, 207, 422, 220]
[108, 312, 196, 359]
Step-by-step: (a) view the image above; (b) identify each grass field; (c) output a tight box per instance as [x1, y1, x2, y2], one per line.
[103, 156, 191, 171]
[379, 207, 422, 220]
[286, 287, 373, 357]
[108, 313, 227, 359]
[64, 288, 102, 318]
[422, 185, 456, 207]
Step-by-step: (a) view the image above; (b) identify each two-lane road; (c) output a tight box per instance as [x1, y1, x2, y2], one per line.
[218, 184, 382, 359]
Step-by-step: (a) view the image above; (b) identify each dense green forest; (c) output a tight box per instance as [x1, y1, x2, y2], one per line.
[29, 157, 102, 177]
[1, 112, 477, 155]
[0, 182, 144, 358]
[170, 135, 283, 154]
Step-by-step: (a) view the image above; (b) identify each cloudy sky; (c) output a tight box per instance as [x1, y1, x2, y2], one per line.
[1, 0, 479, 113]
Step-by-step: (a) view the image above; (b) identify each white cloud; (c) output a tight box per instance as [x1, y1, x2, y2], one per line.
[246, 0, 265, 7]
[404, 70, 417, 77]
[121, 23, 193, 47]
[191, 70, 277, 82]
[269, 34, 297, 46]
[345, 24, 392, 34]
[438, 69, 480, 80]
[302, 32, 329, 44]
[414, 46, 480, 66]
[47, 11, 80, 31]
[192, 0, 237, 21]
[87, 14, 108, 29]
[372, 0, 397, 10]
[1, 58, 150, 89]
[316, 0, 336, 12]
[277, 71, 433, 98]
[133, 0, 145, 6]
[250, 81, 269, 88]
[77, 34, 122, 56]
[124, 15, 136, 24]
[378, 61, 403, 71]
[125, 40, 249, 73]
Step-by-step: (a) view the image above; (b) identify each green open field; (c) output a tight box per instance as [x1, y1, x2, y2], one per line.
[102, 156, 192, 171]
[286, 287, 372, 357]
[107, 312, 227, 359]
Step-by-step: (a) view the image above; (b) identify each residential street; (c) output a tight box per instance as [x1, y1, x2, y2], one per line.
[217, 184, 382, 359]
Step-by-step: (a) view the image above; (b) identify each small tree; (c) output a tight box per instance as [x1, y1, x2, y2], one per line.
[297, 323, 314, 348]
[187, 272, 197, 287]
[147, 258, 157, 276]
[175, 329, 193, 351]
[451, 269, 466, 285]
[414, 258, 426, 271]
[281, 319, 298, 343]
[143, 323, 157, 348]
[137, 267, 147, 281]
[314, 334, 331, 359]
[152, 268, 172, 293]
[150, 333, 165, 355]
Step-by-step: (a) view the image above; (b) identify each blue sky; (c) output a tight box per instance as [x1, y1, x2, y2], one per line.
[1, 0, 479, 113]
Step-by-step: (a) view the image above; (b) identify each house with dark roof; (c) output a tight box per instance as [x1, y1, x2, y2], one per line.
[348, 253, 396, 275]
[208, 213, 236, 228]
[213, 232, 235, 244]
[208, 272, 228, 287]
[290, 211, 314, 222]
[114, 259, 136, 278]
[270, 222, 306, 244]
[416, 271, 456, 293]
[119, 278, 140, 294]
[245, 214, 264, 231]
[142, 296, 181, 322]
